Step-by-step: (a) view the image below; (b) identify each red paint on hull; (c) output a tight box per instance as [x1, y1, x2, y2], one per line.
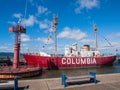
[23, 54, 116, 69]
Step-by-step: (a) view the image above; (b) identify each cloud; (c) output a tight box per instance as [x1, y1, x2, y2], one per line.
[22, 15, 36, 26]
[36, 5, 51, 16]
[80, 38, 94, 44]
[75, 0, 99, 13]
[36, 37, 53, 44]
[8, 13, 22, 25]
[39, 19, 51, 29]
[99, 41, 120, 51]
[0, 46, 8, 49]
[39, 22, 48, 29]
[57, 27, 87, 40]
[21, 34, 30, 42]
[0, 45, 13, 52]
[37, 6, 48, 15]
[21, 44, 27, 47]
[106, 32, 120, 39]
[112, 42, 120, 48]
[8, 21, 16, 25]
[13, 13, 22, 18]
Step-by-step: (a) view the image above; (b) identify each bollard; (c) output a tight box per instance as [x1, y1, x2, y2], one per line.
[14, 76, 18, 90]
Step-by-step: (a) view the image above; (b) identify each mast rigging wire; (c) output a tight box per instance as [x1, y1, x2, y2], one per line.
[23, 0, 28, 27]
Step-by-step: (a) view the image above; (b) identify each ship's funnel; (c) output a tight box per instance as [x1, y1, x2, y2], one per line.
[83, 45, 90, 51]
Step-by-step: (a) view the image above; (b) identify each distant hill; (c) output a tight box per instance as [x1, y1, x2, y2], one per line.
[0, 52, 23, 58]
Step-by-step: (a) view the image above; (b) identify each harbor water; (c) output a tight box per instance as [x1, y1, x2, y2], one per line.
[34, 61, 120, 79]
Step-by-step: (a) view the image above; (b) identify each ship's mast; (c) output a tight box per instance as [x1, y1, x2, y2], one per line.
[94, 24, 98, 51]
[52, 16, 58, 56]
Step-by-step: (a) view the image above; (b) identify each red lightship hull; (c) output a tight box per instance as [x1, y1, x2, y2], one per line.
[23, 54, 116, 69]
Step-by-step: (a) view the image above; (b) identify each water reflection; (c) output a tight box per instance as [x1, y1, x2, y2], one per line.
[32, 63, 120, 79]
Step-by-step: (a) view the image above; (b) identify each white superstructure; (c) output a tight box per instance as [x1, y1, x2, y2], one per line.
[65, 44, 101, 57]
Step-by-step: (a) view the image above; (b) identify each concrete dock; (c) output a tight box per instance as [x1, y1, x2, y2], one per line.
[1, 73, 120, 90]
